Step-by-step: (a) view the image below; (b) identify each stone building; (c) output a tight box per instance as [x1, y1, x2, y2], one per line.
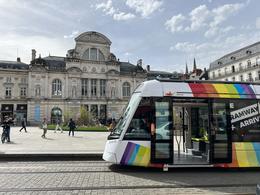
[0, 31, 146, 124]
[208, 41, 260, 82]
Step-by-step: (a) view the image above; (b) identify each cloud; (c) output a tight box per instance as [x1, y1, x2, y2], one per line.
[170, 31, 260, 67]
[113, 12, 135, 21]
[165, 3, 245, 37]
[95, 0, 115, 16]
[125, 0, 163, 18]
[64, 30, 79, 39]
[165, 14, 186, 33]
[96, 0, 135, 21]
[210, 3, 244, 27]
[256, 17, 260, 29]
[0, 33, 72, 63]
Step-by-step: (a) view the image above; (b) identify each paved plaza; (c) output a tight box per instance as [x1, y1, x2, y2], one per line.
[0, 126, 110, 155]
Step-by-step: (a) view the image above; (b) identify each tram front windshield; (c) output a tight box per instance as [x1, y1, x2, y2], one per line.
[110, 92, 141, 138]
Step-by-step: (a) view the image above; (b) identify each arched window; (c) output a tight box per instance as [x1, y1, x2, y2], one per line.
[52, 79, 62, 96]
[51, 107, 62, 124]
[122, 82, 131, 97]
[82, 48, 105, 61]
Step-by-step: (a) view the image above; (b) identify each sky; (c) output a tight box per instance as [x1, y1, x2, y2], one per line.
[0, 0, 260, 73]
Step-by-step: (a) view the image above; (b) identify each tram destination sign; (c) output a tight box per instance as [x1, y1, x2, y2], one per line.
[231, 103, 260, 128]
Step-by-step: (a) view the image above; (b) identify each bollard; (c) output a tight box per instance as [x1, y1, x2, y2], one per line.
[256, 184, 260, 195]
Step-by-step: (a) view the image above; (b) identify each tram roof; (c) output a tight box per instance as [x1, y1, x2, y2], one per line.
[135, 79, 260, 99]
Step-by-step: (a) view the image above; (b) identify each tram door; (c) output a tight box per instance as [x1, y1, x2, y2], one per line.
[151, 99, 173, 164]
[210, 101, 232, 163]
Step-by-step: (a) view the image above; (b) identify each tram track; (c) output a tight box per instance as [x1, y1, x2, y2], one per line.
[0, 183, 256, 193]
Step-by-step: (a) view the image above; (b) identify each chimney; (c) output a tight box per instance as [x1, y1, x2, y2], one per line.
[146, 65, 150, 71]
[17, 57, 21, 62]
[32, 49, 36, 61]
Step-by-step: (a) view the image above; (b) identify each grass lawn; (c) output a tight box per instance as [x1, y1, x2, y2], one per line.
[47, 124, 108, 132]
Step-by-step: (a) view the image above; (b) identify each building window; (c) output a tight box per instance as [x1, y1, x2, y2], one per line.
[247, 60, 251, 68]
[248, 72, 253, 81]
[212, 72, 215, 79]
[100, 79, 106, 97]
[35, 85, 41, 96]
[258, 71, 260, 81]
[240, 75, 244, 82]
[6, 77, 11, 83]
[90, 48, 98, 60]
[99, 51, 105, 61]
[52, 79, 62, 96]
[257, 58, 260, 66]
[239, 63, 242, 71]
[72, 86, 77, 98]
[82, 48, 106, 61]
[20, 87, 27, 97]
[232, 65, 235, 73]
[122, 82, 131, 97]
[218, 69, 221, 77]
[21, 78, 27, 84]
[224, 67, 227, 75]
[81, 79, 88, 97]
[5, 87, 11, 98]
[91, 79, 97, 97]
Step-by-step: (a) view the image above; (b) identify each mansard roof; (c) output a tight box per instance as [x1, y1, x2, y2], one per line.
[0, 60, 29, 70]
[75, 31, 112, 45]
[120, 62, 146, 75]
[210, 41, 260, 70]
[43, 56, 66, 71]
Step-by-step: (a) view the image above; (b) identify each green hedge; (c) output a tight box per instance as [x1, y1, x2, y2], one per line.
[47, 124, 108, 132]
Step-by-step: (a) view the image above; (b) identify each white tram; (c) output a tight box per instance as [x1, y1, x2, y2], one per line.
[103, 79, 260, 168]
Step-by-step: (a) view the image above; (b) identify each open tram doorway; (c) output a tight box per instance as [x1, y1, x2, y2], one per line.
[172, 99, 210, 165]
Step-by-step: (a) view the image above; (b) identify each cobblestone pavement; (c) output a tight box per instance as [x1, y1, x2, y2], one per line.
[0, 161, 259, 194]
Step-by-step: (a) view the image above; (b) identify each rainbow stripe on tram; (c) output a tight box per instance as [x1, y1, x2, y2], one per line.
[216, 142, 260, 168]
[188, 83, 256, 99]
[120, 142, 150, 167]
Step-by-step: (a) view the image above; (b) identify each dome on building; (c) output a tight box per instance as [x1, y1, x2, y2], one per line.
[75, 31, 112, 45]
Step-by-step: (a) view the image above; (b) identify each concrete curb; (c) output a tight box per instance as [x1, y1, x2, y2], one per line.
[0, 153, 103, 161]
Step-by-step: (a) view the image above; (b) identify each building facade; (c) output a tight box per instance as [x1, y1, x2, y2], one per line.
[208, 42, 260, 82]
[0, 31, 146, 124]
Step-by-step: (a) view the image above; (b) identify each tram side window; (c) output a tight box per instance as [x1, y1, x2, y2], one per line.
[124, 98, 151, 140]
[230, 100, 260, 142]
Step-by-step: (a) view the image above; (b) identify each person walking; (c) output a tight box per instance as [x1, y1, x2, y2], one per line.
[68, 118, 76, 136]
[41, 118, 48, 138]
[54, 118, 63, 133]
[19, 118, 27, 132]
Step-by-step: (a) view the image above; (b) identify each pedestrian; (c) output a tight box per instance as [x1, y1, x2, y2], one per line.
[108, 118, 116, 132]
[68, 118, 76, 136]
[41, 118, 48, 138]
[2, 116, 13, 142]
[54, 118, 63, 133]
[19, 118, 27, 132]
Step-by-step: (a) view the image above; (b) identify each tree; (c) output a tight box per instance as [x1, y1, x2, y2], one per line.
[77, 106, 94, 126]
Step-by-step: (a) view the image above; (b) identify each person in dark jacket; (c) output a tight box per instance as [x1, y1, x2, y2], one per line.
[68, 118, 76, 136]
[2, 116, 13, 142]
[19, 118, 27, 132]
